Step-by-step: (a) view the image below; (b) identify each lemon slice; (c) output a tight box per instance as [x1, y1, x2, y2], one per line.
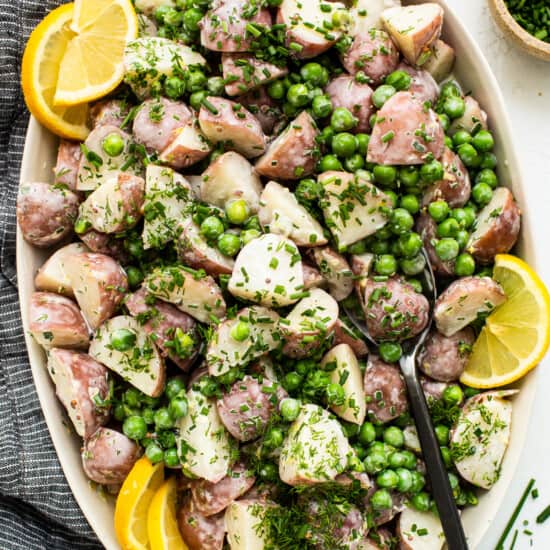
[21, 3, 90, 140]
[53, 0, 138, 106]
[148, 477, 188, 550]
[115, 457, 165, 550]
[461, 254, 550, 388]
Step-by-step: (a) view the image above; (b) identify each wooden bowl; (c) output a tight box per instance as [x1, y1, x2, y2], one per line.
[489, 0, 550, 61]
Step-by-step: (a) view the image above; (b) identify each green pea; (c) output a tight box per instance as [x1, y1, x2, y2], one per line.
[472, 182, 493, 206]
[74, 217, 91, 235]
[463, 206, 477, 228]
[264, 427, 284, 449]
[370, 488, 393, 510]
[295, 359, 315, 375]
[343, 153, 365, 173]
[230, 321, 250, 342]
[164, 7, 183, 26]
[111, 328, 136, 352]
[443, 384, 464, 405]
[383, 189, 398, 208]
[363, 450, 387, 474]
[358, 422, 376, 445]
[331, 107, 357, 132]
[401, 254, 426, 276]
[286, 83, 310, 107]
[455, 252, 476, 276]
[396, 468, 413, 492]
[164, 447, 180, 468]
[379, 342, 402, 363]
[101, 132, 125, 158]
[449, 208, 468, 228]
[437, 217, 460, 238]
[353, 133, 369, 155]
[126, 266, 144, 289]
[374, 254, 397, 276]
[258, 462, 278, 481]
[154, 408, 174, 430]
[300, 62, 328, 86]
[396, 450, 416, 470]
[455, 229, 469, 250]
[189, 90, 208, 110]
[154, 5, 173, 23]
[187, 70, 207, 92]
[353, 443, 368, 460]
[438, 113, 450, 131]
[312, 94, 333, 118]
[225, 199, 250, 225]
[472, 130, 494, 152]
[440, 445, 452, 468]
[283, 371, 303, 392]
[196, 376, 220, 398]
[443, 96, 466, 119]
[410, 471, 426, 493]
[200, 216, 224, 240]
[183, 7, 203, 31]
[452, 129, 472, 147]
[280, 397, 301, 422]
[373, 165, 397, 186]
[476, 168, 498, 189]
[377, 469, 399, 489]
[123, 387, 142, 408]
[399, 166, 420, 187]
[113, 403, 126, 421]
[420, 159, 444, 183]
[347, 240, 367, 255]
[440, 81, 461, 99]
[267, 80, 286, 100]
[400, 194, 420, 214]
[326, 383, 346, 406]
[372, 84, 397, 109]
[165, 378, 186, 401]
[444, 136, 454, 150]
[435, 238, 459, 261]
[411, 491, 431, 512]
[123, 415, 147, 441]
[435, 425, 450, 446]
[383, 426, 405, 448]
[332, 8, 351, 28]
[480, 152, 498, 170]
[385, 70, 411, 91]
[206, 76, 225, 96]
[217, 232, 241, 257]
[457, 143, 481, 168]
[169, 397, 188, 419]
[318, 154, 343, 172]
[240, 228, 261, 245]
[398, 232, 423, 259]
[332, 132, 357, 158]
[142, 407, 155, 425]
[390, 208, 414, 235]
[372, 240, 389, 255]
[145, 442, 164, 464]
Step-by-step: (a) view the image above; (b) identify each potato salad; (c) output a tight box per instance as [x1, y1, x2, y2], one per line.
[18, 0, 527, 548]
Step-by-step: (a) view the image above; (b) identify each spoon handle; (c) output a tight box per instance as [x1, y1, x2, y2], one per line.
[399, 354, 469, 550]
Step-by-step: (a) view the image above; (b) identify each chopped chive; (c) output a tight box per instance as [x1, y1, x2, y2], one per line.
[509, 529, 518, 550]
[381, 130, 395, 143]
[536, 504, 550, 524]
[496, 479, 535, 549]
[201, 98, 219, 115]
[245, 23, 262, 37]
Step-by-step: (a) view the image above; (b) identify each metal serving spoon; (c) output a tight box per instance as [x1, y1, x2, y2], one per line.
[343, 249, 469, 550]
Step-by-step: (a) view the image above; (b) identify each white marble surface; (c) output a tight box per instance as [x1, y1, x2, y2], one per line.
[446, 1, 550, 548]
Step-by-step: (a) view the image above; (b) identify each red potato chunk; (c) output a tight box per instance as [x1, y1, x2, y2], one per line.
[325, 75, 374, 133]
[422, 147, 471, 208]
[190, 460, 256, 516]
[132, 97, 192, 152]
[17, 182, 79, 248]
[238, 86, 282, 135]
[381, 3, 444, 65]
[222, 53, 288, 96]
[367, 92, 445, 165]
[363, 277, 429, 341]
[79, 172, 145, 234]
[398, 507, 444, 549]
[434, 276, 506, 336]
[333, 317, 369, 358]
[47, 348, 110, 438]
[78, 230, 130, 264]
[66, 252, 128, 330]
[158, 118, 212, 169]
[178, 498, 225, 550]
[29, 292, 89, 349]
[125, 287, 200, 372]
[340, 30, 399, 85]
[449, 95, 488, 135]
[277, 0, 346, 59]
[467, 187, 521, 264]
[423, 39, 455, 82]
[198, 96, 266, 158]
[364, 355, 408, 423]
[217, 375, 285, 441]
[419, 328, 475, 382]
[53, 140, 82, 191]
[415, 211, 454, 277]
[200, 0, 272, 52]
[420, 375, 451, 403]
[89, 99, 130, 129]
[311, 246, 354, 302]
[255, 111, 319, 180]
[397, 61, 440, 105]
[82, 427, 141, 485]
[302, 263, 326, 290]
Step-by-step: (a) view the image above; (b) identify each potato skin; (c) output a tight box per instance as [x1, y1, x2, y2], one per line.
[17, 182, 79, 248]
[397, 61, 439, 105]
[415, 211, 454, 277]
[47, 348, 111, 438]
[53, 140, 82, 191]
[362, 278, 429, 341]
[364, 355, 408, 423]
[89, 99, 130, 129]
[81, 427, 141, 485]
[78, 229, 130, 264]
[29, 292, 89, 349]
[418, 328, 475, 382]
[178, 497, 225, 550]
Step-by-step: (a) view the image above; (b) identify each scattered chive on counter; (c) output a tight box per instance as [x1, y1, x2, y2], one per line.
[504, 0, 550, 42]
[537, 504, 550, 524]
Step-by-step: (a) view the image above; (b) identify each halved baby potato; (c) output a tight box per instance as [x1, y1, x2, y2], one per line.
[228, 234, 304, 308]
[321, 343, 366, 425]
[177, 388, 232, 483]
[89, 315, 165, 397]
[422, 39, 455, 82]
[207, 306, 281, 376]
[397, 506, 445, 550]
[145, 265, 226, 324]
[225, 499, 275, 550]
[158, 119, 212, 170]
[258, 181, 327, 247]
[311, 246, 354, 302]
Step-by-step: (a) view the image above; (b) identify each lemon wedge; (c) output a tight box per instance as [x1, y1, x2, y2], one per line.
[114, 457, 165, 550]
[21, 3, 90, 140]
[148, 477, 188, 550]
[461, 254, 550, 388]
[53, 0, 138, 106]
